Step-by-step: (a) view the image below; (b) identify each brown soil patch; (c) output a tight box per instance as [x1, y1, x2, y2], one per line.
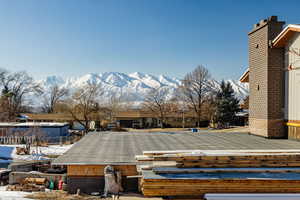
[26, 191, 162, 200]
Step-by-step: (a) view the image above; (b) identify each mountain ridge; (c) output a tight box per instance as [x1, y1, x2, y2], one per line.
[38, 72, 249, 103]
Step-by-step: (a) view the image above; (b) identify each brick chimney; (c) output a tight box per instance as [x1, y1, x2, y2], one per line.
[248, 16, 286, 138]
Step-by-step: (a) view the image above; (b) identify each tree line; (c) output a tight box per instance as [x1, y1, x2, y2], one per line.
[143, 65, 241, 129]
[0, 66, 242, 131]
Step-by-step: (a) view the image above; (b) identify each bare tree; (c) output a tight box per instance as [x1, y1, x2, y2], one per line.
[105, 93, 124, 123]
[0, 96, 10, 121]
[67, 82, 104, 133]
[143, 87, 171, 128]
[180, 65, 215, 127]
[42, 85, 69, 113]
[0, 69, 14, 121]
[0, 69, 42, 121]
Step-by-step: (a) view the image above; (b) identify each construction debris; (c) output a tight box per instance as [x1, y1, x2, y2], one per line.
[6, 182, 46, 192]
[0, 169, 11, 185]
[137, 150, 300, 200]
[23, 177, 46, 185]
[25, 190, 163, 200]
[16, 144, 31, 155]
[6, 177, 47, 192]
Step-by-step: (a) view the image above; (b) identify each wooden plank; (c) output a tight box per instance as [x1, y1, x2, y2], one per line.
[152, 153, 300, 162]
[67, 165, 138, 176]
[143, 150, 300, 156]
[139, 149, 300, 198]
[142, 188, 300, 196]
[141, 179, 300, 196]
[204, 193, 300, 200]
[138, 161, 177, 171]
[152, 167, 300, 174]
[135, 155, 154, 161]
[143, 150, 203, 156]
[177, 161, 300, 168]
[142, 179, 300, 184]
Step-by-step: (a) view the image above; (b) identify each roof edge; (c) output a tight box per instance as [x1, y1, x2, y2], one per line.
[239, 68, 249, 83]
[273, 24, 300, 47]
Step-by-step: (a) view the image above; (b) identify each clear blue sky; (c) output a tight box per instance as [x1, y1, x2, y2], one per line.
[0, 0, 299, 80]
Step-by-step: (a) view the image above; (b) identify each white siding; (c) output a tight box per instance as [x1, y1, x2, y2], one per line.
[285, 32, 300, 121]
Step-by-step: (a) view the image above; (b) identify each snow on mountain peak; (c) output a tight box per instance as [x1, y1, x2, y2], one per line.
[38, 72, 248, 103]
[129, 72, 146, 79]
[226, 79, 249, 100]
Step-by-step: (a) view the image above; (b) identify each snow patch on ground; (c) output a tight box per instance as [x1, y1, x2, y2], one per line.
[0, 144, 73, 161]
[0, 186, 32, 200]
[0, 146, 14, 159]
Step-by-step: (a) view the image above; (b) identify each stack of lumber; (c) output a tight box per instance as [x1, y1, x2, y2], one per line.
[136, 150, 300, 200]
[7, 177, 46, 192]
[23, 177, 47, 185]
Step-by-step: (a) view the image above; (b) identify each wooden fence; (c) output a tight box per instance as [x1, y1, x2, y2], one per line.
[0, 136, 36, 144]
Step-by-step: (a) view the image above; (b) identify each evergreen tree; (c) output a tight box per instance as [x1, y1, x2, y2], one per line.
[215, 80, 240, 127]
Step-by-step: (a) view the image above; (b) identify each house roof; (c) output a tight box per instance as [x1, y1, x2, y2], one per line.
[24, 113, 104, 121]
[115, 110, 197, 119]
[116, 111, 156, 118]
[273, 24, 300, 48]
[239, 69, 249, 83]
[25, 113, 75, 121]
[0, 122, 69, 127]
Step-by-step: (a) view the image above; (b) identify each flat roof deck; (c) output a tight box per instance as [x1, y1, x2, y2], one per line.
[53, 131, 300, 165]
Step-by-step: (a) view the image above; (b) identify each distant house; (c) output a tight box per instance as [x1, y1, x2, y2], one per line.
[0, 122, 69, 143]
[115, 110, 209, 128]
[240, 16, 300, 139]
[22, 108, 213, 130]
[24, 113, 74, 123]
[115, 110, 162, 128]
[23, 113, 98, 130]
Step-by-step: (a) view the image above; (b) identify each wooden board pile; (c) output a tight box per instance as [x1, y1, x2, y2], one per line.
[7, 177, 46, 192]
[136, 150, 300, 200]
[0, 169, 11, 185]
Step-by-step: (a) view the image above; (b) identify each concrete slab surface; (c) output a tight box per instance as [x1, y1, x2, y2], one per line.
[53, 131, 300, 165]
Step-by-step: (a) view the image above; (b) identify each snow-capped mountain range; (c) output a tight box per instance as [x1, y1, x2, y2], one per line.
[38, 72, 249, 104]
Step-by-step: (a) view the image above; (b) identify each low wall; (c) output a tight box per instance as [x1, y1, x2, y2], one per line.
[67, 176, 138, 194]
[66, 164, 139, 194]
[67, 165, 138, 176]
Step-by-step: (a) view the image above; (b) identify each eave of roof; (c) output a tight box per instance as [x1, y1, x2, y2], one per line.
[239, 69, 249, 83]
[273, 24, 300, 48]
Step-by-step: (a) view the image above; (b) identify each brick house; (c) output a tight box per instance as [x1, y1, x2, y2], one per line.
[241, 16, 300, 139]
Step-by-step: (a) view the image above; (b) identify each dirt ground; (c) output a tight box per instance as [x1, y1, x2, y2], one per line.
[126, 127, 189, 132]
[126, 126, 249, 133]
[25, 191, 162, 200]
[208, 126, 249, 133]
